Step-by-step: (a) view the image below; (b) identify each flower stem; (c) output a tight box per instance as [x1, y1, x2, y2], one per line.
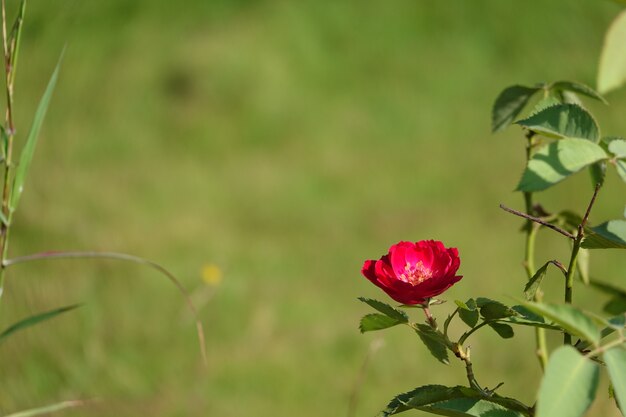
[422, 302, 438, 330]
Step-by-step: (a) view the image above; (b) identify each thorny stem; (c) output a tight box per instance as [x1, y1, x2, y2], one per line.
[564, 184, 601, 345]
[499, 204, 575, 240]
[422, 303, 438, 330]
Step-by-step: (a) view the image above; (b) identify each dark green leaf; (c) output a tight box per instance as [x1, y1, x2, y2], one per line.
[0, 304, 80, 344]
[516, 138, 608, 192]
[550, 81, 607, 104]
[524, 262, 550, 301]
[359, 313, 403, 333]
[488, 322, 514, 339]
[604, 296, 626, 315]
[492, 85, 540, 133]
[379, 384, 528, 417]
[10, 52, 63, 212]
[598, 10, 626, 94]
[536, 346, 599, 417]
[415, 324, 449, 365]
[459, 308, 479, 328]
[515, 103, 599, 141]
[582, 220, 626, 249]
[604, 347, 626, 414]
[589, 162, 606, 188]
[358, 297, 408, 323]
[479, 300, 517, 320]
[504, 306, 564, 331]
[522, 302, 601, 346]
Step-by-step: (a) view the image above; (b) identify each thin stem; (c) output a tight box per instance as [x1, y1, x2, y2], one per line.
[423, 303, 438, 330]
[4, 251, 208, 365]
[443, 307, 459, 338]
[458, 320, 491, 346]
[499, 204, 575, 240]
[564, 184, 602, 345]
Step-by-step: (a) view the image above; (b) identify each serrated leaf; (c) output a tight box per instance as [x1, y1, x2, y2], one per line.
[598, 10, 626, 94]
[415, 324, 449, 365]
[551, 81, 607, 104]
[479, 300, 517, 320]
[609, 140, 626, 158]
[10, 52, 63, 212]
[530, 95, 561, 114]
[492, 85, 540, 133]
[379, 384, 528, 417]
[536, 346, 599, 417]
[524, 262, 550, 301]
[488, 322, 514, 339]
[605, 347, 626, 415]
[455, 298, 477, 311]
[358, 297, 408, 323]
[516, 138, 608, 192]
[522, 302, 601, 346]
[0, 304, 80, 344]
[359, 313, 403, 333]
[582, 220, 626, 249]
[459, 308, 479, 328]
[516, 103, 599, 141]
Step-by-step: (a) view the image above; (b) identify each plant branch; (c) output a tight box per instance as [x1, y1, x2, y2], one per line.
[499, 204, 575, 240]
[3, 251, 208, 366]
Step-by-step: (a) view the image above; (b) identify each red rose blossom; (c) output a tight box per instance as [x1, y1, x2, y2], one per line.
[361, 240, 462, 305]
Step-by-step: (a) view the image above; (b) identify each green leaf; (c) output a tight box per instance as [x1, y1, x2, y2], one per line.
[616, 160, 626, 184]
[488, 322, 514, 339]
[609, 140, 626, 158]
[522, 302, 601, 346]
[358, 297, 408, 323]
[459, 308, 479, 328]
[0, 304, 80, 344]
[479, 299, 517, 320]
[515, 103, 599, 141]
[604, 296, 626, 315]
[605, 347, 626, 415]
[504, 306, 564, 331]
[598, 10, 626, 94]
[550, 81, 607, 104]
[516, 138, 608, 192]
[582, 220, 626, 249]
[415, 324, 449, 365]
[379, 385, 528, 417]
[7, 0, 26, 87]
[359, 313, 403, 333]
[577, 315, 626, 351]
[10, 52, 63, 212]
[536, 346, 599, 417]
[492, 85, 540, 133]
[524, 262, 550, 301]
[589, 279, 626, 297]
[589, 162, 606, 188]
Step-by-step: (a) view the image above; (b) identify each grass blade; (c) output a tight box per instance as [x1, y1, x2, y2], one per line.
[0, 304, 80, 344]
[9, 50, 62, 212]
[4, 251, 207, 366]
[4, 399, 90, 417]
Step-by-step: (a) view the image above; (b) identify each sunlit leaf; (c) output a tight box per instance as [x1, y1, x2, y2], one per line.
[550, 81, 607, 104]
[582, 220, 626, 249]
[536, 346, 599, 417]
[516, 138, 608, 192]
[604, 347, 626, 415]
[598, 10, 626, 94]
[359, 313, 403, 333]
[515, 103, 599, 141]
[522, 302, 600, 346]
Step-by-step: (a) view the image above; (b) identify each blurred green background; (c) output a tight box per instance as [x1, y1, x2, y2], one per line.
[0, 0, 625, 416]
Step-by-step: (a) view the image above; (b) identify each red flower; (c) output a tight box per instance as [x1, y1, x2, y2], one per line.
[361, 240, 462, 305]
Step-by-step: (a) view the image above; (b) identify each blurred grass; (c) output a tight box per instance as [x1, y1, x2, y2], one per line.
[0, 0, 625, 416]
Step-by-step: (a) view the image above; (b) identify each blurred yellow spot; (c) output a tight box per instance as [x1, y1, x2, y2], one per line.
[202, 264, 222, 286]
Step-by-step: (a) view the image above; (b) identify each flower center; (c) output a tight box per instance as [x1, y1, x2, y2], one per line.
[399, 261, 433, 286]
